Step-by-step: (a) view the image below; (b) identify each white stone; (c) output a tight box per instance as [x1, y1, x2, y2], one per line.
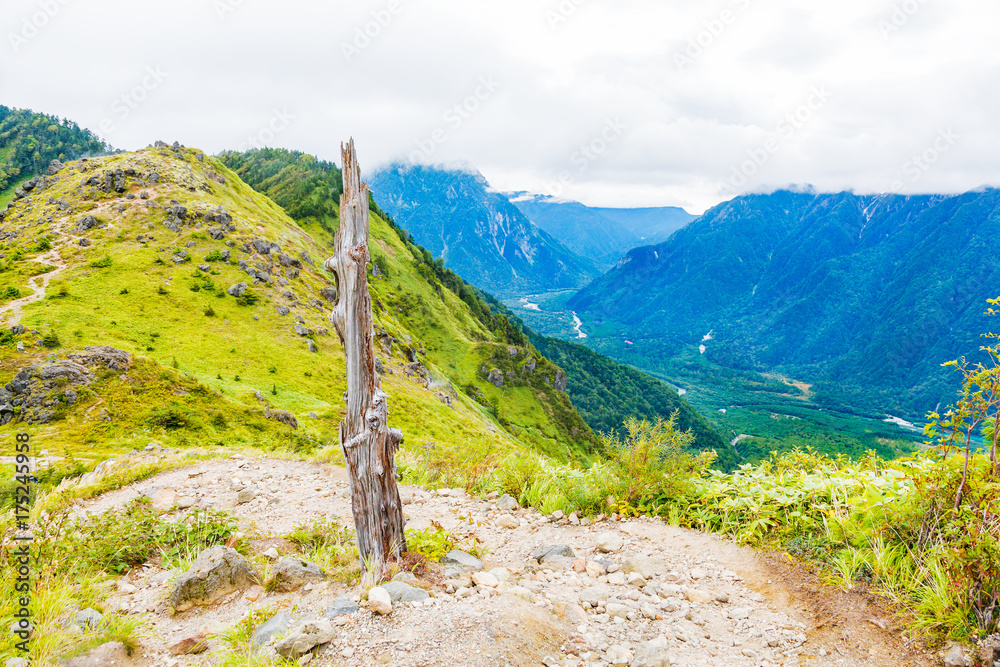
[368, 587, 392, 615]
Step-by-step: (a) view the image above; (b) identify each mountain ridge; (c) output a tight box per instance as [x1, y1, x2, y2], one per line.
[569, 188, 1000, 418]
[367, 163, 600, 295]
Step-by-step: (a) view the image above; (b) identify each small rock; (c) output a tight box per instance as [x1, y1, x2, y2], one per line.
[252, 611, 292, 647]
[586, 560, 607, 578]
[532, 544, 575, 563]
[441, 550, 483, 570]
[324, 598, 359, 618]
[497, 494, 519, 511]
[270, 557, 327, 593]
[595, 532, 624, 553]
[368, 586, 392, 615]
[631, 636, 673, 667]
[274, 620, 336, 659]
[497, 514, 519, 529]
[168, 634, 208, 655]
[236, 487, 257, 504]
[380, 580, 430, 603]
[685, 589, 712, 605]
[606, 644, 632, 664]
[75, 608, 103, 630]
[471, 571, 499, 588]
[579, 586, 609, 607]
[263, 547, 280, 560]
[944, 643, 972, 667]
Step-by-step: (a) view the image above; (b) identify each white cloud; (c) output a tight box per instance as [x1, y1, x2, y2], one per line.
[1, 0, 997, 213]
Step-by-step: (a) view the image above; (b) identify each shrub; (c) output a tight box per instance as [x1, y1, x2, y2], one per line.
[2, 286, 20, 299]
[41, 332, 61, 348]
[90, 256, 113, 268]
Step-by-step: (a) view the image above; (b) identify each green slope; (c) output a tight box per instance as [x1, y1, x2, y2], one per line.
[0, 143, 598, 467]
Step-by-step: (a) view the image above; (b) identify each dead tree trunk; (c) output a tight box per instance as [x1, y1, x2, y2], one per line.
[325, 139, 406, 578]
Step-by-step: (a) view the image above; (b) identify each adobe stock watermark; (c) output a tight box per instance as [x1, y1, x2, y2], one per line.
[543, 117, 628, 198]
[721, 85, 832, 194]
[409, 76, 501, 163]
[95, 66, 169, 141]
[7, 0, 72, 54]
[213, 0, 245, 21]
[674, 0, 752, 71]
[341, 0, 404, 63]
[546, 0, 588, 30]
[236, 108, 296, 151]
[887, 127, 960, 193]
[877, 0, 928, 39]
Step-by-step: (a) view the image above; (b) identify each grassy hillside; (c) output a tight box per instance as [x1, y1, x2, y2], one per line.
[0, 143, 599, 468]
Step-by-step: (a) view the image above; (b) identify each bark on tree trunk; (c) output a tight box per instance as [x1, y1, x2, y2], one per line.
[324, 139, 406, 578]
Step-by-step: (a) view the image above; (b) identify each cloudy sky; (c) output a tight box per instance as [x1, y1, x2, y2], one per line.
[1, 0, 997, 212]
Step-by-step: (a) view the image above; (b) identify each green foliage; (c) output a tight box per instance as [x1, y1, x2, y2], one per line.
[282, 517, 359, 584]
[0, 105, 113, 192]
[528, 329, 733, 467]
[405, 526, 456, 561]
[41, 332, 60, 348]
[2, 285, 20, 299]
[236, 291, 259, 306]
[219, 148, 343, 233]
[605, 416, 711, 509]
[88, 256, 112, 268]
[38, 497, 239, 575]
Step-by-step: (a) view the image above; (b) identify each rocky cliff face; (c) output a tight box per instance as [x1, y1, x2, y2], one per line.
[368, 164, 599, 295]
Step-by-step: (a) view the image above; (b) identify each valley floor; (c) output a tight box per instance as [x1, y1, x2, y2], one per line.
[54, 454, 935, 667]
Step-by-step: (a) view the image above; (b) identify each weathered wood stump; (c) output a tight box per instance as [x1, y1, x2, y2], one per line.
[324, 139, 406, 578]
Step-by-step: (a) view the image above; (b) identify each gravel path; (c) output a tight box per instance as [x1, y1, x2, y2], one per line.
[71, 454, 935, 667]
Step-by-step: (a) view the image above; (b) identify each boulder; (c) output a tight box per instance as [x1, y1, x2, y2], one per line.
[227, 282, 248, 297]
[76, 215, 98, 232]
[168, 546, 260, 611]
[487, 369, 504, 388]
[269, 557, 326, 593]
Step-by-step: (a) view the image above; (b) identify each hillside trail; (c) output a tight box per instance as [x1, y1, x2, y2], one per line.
[0, 224, 69, 328]
[0, 194, 132, 327]
[65, 453, 938, 667]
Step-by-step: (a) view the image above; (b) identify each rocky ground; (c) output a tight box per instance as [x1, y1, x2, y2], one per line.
[48, 454, 947, 667]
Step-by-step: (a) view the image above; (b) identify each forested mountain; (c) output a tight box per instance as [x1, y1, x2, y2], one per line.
[219, 148, 343, 231]
[569, 189, 1000, 418]
[0, 105, 112, 194]
[223, 148, 730, 459]
[367, 164, 600, 295]
[509, 192, 696, 269]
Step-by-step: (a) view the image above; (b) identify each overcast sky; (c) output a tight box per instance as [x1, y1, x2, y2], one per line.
[1, 0, 997, 213]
